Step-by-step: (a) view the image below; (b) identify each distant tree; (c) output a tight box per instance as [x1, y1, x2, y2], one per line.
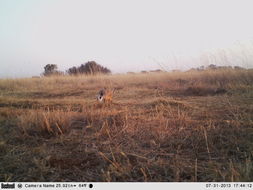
[197, 65, 205, 71]
[43, 64, 63, 76]
[206, 64, 217, 70]
[234, 66, 245, 70]
[66, 66, 79, 75]
[150, 69, 163, 73]
[216, 66, 233, 70]
[66, 61, 111, 75]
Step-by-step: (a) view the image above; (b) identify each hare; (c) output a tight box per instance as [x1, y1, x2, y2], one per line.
[97, 88, 115, 103]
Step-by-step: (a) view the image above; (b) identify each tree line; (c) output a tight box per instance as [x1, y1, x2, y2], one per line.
[42, 61, 111, 76]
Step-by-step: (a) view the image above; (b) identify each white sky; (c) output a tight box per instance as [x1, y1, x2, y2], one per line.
[0, 0, 253, 78]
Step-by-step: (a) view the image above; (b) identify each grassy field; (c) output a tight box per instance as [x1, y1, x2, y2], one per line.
[0, 69, 253, 182]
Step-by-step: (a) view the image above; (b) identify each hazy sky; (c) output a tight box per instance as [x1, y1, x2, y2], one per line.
[0, 0, 253, 78]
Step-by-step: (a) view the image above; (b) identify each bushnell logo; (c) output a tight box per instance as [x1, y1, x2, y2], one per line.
[1, 183, 15, 189]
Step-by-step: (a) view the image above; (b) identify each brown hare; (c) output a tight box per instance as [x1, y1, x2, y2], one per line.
[97, 88, 115, 104]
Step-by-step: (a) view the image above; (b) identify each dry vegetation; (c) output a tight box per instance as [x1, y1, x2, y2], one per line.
[0, 69, 253, 182]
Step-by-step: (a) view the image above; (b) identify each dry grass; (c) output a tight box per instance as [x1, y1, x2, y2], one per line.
[0, 69, 253, 181]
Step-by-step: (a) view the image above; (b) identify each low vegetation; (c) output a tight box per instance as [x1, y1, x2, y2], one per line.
[0, 69, 253, 181]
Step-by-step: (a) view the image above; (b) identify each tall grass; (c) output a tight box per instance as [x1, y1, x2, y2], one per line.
[0, 69, 252, 92]
[0, 69, 252, 181]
